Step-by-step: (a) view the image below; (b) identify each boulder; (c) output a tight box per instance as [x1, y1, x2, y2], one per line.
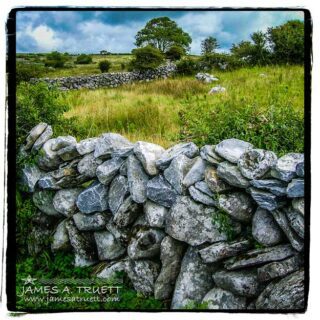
[77, 153, 103, 178]
[215, 139, 253, 164]
[133, 141, 165, 175]
[144, 201, 168, 228]
[108, 175, 129, 214]
[31, 125, 53, 152]
[285, 207, 304, 239]
[182, 157, 206, 187]
[24, 122, 48, 150]
[33, 190, 61, 216]
[287, 178, 304, 198]
[21, 164, 43, 192]
[200, 145, 223, 165]
[96, 260, 129, 281]
[96, 157, 125, 185]
[51, 136, 76, 151]
[76, 182, 109, 214]
[51, 220, 71, 251]
[189, 186, 216, 206]
[53, 188, 82, 217]
[217, 162, 250, 188]
[57, 145, 80, 162]
[113, 196, 141, 228]
[37, 138, 63, 171]
[73, 212, 110, 231]
[252, 208, 283, 246]
[249, 188, 286, 211]
[208, 85, 226, 94]
[37, 175, 60, 190]
[76, 137, 98, 155]
[250, 179, 287, 196]
[296, 162, 304, 177]
[204, 166, 232, 193]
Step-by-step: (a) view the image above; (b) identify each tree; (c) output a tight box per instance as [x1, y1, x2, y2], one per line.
[44, 51, 69, 68]
[75, 54, 92, 64]
[99, 60, 111, 73]
[230, 41, 253, 60]
[165, 45, 185, 61]
[267, 20, 304, 64]
[135, 17, 192, 53]
[130, 45, 164, 71]
[250, 31, 270, 65]
[201, 36, 219, 55]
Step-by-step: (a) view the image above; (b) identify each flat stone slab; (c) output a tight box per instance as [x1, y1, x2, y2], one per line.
[250, 179, 287, 196]
[287, 178, 304, 198]
[217, 162, 250, 188]
[200, 145, 223, 165]
[189, 185, 216, 206]
[24, 122, 48, 150]
[249, 187, 286, 211]
[285, 207, 304, 238]
[108, 175, 129, 214]
[182, 157, 206, 187]
[76, 138, 98, 155]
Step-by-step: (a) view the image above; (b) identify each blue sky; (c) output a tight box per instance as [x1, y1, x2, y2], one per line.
[16, 10, 304, 54]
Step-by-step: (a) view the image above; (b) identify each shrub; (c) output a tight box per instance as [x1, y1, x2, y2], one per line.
[99, 60, 111, 73]
[200, 53, 245, 71]
[44, 51, 69, 68]
[165, 45, 185, 61]
[130, 45, 164, 71]
[176, 58, 201, 75]
[75, 54, 93, 64]
[16, 62, 47, 83]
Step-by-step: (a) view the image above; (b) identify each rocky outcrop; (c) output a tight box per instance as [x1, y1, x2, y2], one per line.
[20, 123, 307, 311]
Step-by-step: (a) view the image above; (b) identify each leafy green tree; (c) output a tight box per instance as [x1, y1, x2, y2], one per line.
[135, 17, 192, 53]
[201, 36, 219, 55]
[130, 45, 164, 71]
[75, 54, 93, 64]
[165, 45, 185, 61]
[99, 60, 111, 72]
[250, 31, 270, 65]
[230, 41, 254, 59]
[267, 20, 304, 64]
[44, 51, 69, 68]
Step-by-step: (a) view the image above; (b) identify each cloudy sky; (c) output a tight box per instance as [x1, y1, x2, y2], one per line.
[16, 10, 304, 54]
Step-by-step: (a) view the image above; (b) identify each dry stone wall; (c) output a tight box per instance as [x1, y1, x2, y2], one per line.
[31, 63, 177, 90]
[20, 122, 306, 310]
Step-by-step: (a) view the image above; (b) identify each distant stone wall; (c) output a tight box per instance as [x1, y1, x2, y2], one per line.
[20, 122, 306, 310]
[31, 63, 177, 90]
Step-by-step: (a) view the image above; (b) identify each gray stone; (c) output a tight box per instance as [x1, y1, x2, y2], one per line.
[249, 188, 286, 211]
[76, 137, 98, 155]
[146, 175, 178, 208]
[296, 162, 304, 177]
[205, 166, 232, 193]
[217, 192, 255, 223]
[144, 201, 168, 228]
[195, 72, 219, 83]
[73, 212, 109, 231]
[182, 157, 206, 187]
[271, 210, 304, 252]
[128, 229, 166, 260]
[250, 179, 287, 196]
[27, 225, 52, 256]
[255, 270, 305, 310]
[94, 133, 133, 159]
[57, 144, 80, 161]
[21, 164, 43, 192]
[113, 196, 141, 227]
[106, 220, 130, 245]
[271, 153, 304, 182]
[217, 162, 250, 188]
[37, 139, 63, 171]
[33, 190, 61, 216]
[94, 230, 126, 260]
[287, 178, 304, 198]
[213, 270, 261, 297]
[25, 122, 48, 150]
[51, 220, 70, 251]
[155, 142, 199, 170]
[238, 149, 277, 179]
[200, 145, 223, 165]
[224, 244, 296, 270]
[215, 139, 253, 164]
[292, 198, 304, 216]
[119, 161, 127, 176]
[31, 125, 53, 152]
[38, 175, 60, 190]
[51, 136, 76, 151]
[108, 175, 129, 214]
[154, 236, 186, 300]
[96, 260, 129, 281]
[127, 155, 149, 203]
[252, 208, 283, 246]
[202, 287, 247, 310]
[77, 153, 103, 178]
[65, 220, 97, 267]
[257, 255, 302, 282]
[189, 186, 216, 206]
[96, 157, 125, 185]
[208, 85, 226, 94]
[285, 207, 304, 239]
[53, 188, 82, 217]
[133, 141, 165, 175]
[127, 260, 160, 296]
[199, 239, 252, 263]
[163, 154, 196, 194]
[166, 196, 240, 246]
[76, 182, 109, 214]
[171, 246, 216, 309]
[194, 181, 214, 196]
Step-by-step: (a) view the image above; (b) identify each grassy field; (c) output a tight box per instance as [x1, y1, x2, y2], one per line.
[62, 65, 304, 154]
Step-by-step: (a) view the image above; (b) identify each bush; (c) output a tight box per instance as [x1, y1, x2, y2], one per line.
[16, 62, 47, 83]
[75, 54, 93, 64]
[44, 51, 69, 68]
[130, 45, 164, 71]
[165, 45, 185, 61]
[176, 58, 201, 75]
[200, 53, 246, 71]
[99, 60, 111, 73]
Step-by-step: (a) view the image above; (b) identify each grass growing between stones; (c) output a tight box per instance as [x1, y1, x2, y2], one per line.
[62, 65, 304, 155]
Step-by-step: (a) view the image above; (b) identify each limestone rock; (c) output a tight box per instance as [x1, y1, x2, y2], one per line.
[249, 187, 286, 211]
[292, 198, 304, 216]
[38, 175, 60, 190]
[21, 164, 43, 192]
[182, 157, 206, 187]
[215, 139, 253, 164]
[287, 178, 304, 198]
[37, 138, 63, 171]
[51, 220, 71, 251]
[94, 230, 126, 260]
[189, 185, 216, 206]
[271, 153, 304, 182]
[76, 182, 109, 214]
[252, 208, 283, 246]
[96, 157, 125, 185]
[73, 212, 110, 231]
[127, 155, 149, 203]
[217, 192, 255, 223]
[31, 125, 53, 152]
[200, 145, 223, 165]
[155, 142, 199, 170]
[238, 149, 277, 179]
[208, 85, 226, 94]
[77, 153, 103, 178]
[53, 188, 82, 217]
[133, 141, 165, 175]
[57, 145, 80, 161]
[108, 175, 129, 214]
[96, 260, 129, 281]
[154, 236, 186, 300]
[51, 136, 76, 151]
[217, 162, 250, 188]
[24, 122, 48, 150]
[146, 175, 178, 208]
[296, 162, 304, 177]
[113, 196, 141, 227]
[202, 287, 247, 310]
[285, 207, 304, 239]
[76, 137, 98, 155]
[250, 179, 287, 196]
[33, 190, 61, 216]
[144, 201, 168, 228]
[205, 166, 232, 193]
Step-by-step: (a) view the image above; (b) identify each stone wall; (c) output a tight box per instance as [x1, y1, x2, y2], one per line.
[31, 63, 177, 90]
[20, 122, 306, 310]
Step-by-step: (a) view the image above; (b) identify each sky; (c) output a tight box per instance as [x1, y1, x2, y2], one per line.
[16, 10, 304, 54]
